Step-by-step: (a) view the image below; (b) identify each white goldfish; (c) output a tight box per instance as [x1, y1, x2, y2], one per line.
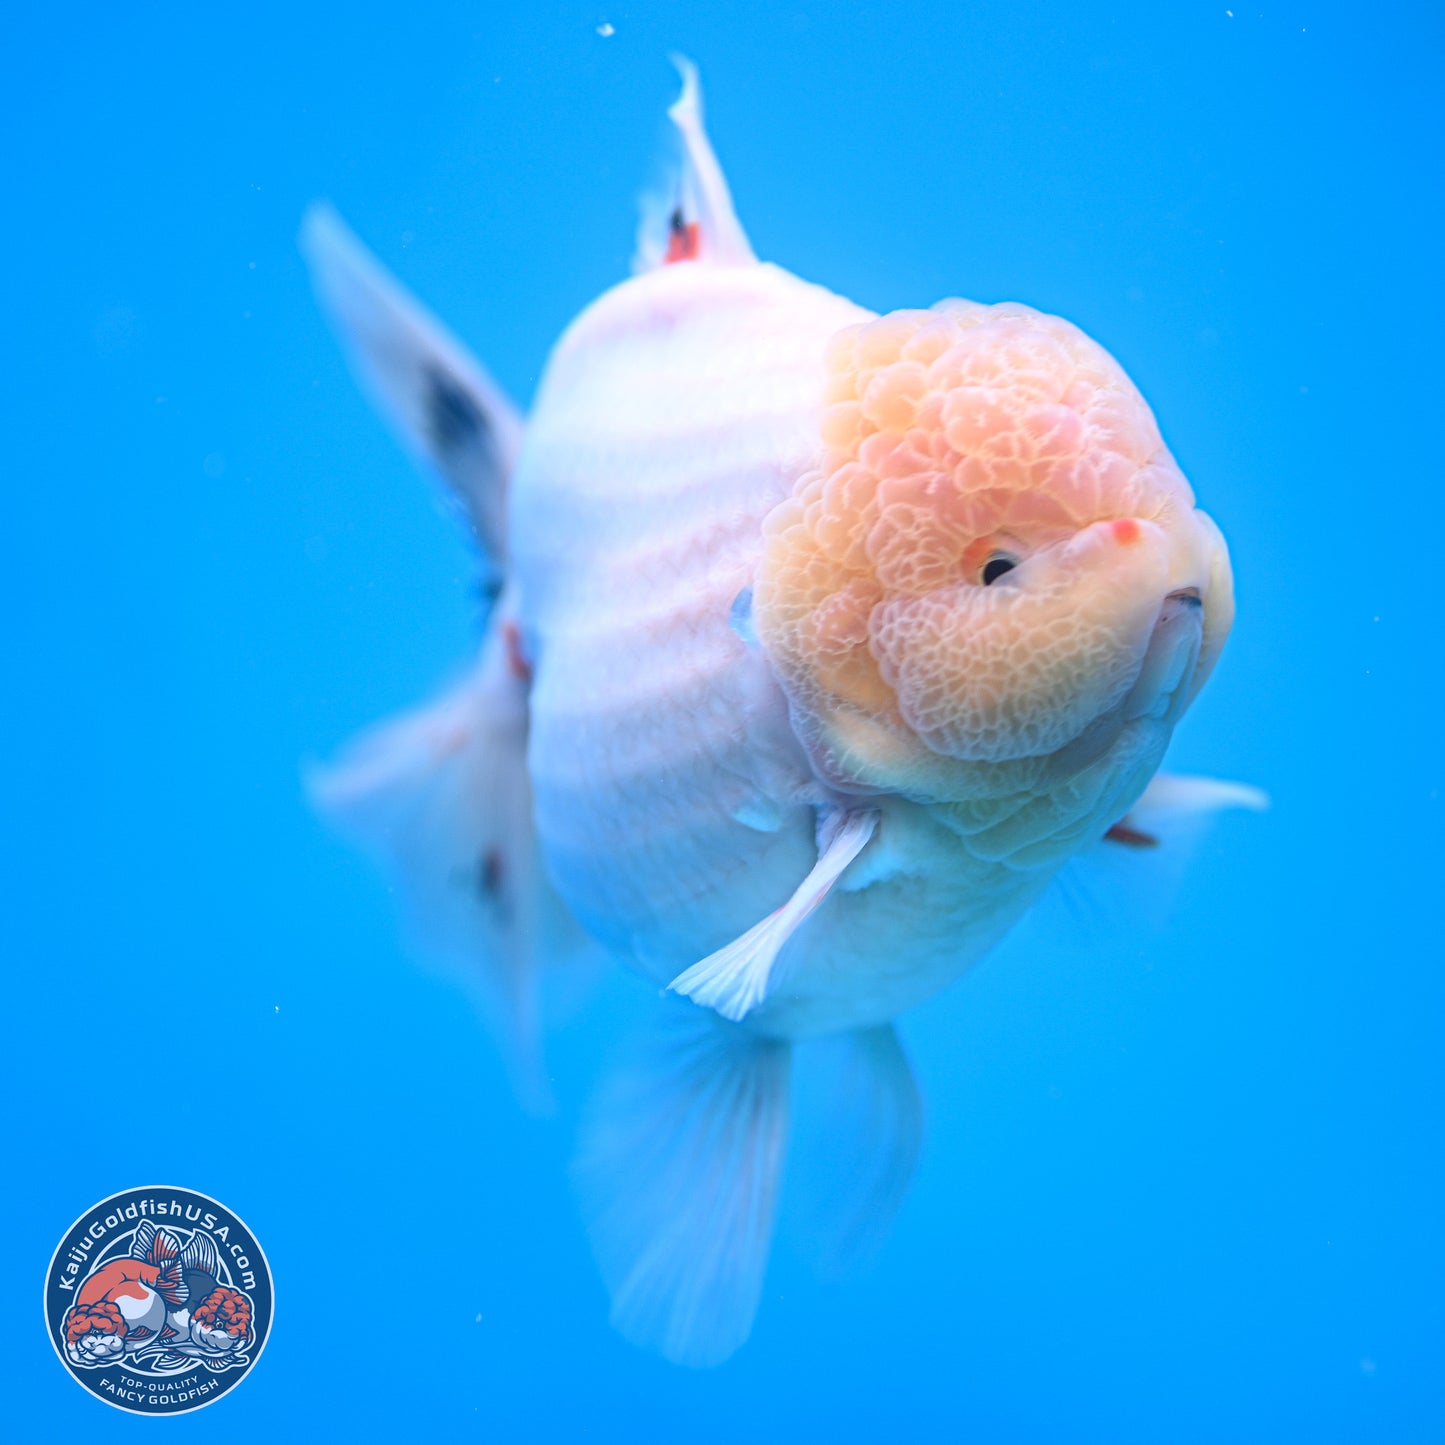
[303, 61, 1263, 1368]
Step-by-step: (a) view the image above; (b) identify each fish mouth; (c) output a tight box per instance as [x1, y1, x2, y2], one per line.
[1164, 586, 1203, 610]
[1043, 589, 1206, 781]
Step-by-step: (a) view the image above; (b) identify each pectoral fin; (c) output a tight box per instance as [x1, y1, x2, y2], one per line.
[668, 808, 879, 1023]
[1114, 771, 1269, 833]
[1042, 769, 1269, 938]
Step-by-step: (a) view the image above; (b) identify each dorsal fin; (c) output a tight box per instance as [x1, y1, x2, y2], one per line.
[300, 203, 523, 589]
[634, 57, 756, 273]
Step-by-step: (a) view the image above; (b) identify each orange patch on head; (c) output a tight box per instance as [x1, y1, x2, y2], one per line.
[755, 300, 1206, 786]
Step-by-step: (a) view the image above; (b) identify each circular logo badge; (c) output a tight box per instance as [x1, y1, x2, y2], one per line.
[44, 1185, 273, 1415]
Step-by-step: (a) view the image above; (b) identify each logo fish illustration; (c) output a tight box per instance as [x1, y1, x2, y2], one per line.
[46, 1187, 272, 1415]
[62, 1221, 252, 1369]
[303, 60, 1264, 1367]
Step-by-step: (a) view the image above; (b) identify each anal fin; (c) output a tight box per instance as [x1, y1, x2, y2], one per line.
[791, 1024, 923, 1280]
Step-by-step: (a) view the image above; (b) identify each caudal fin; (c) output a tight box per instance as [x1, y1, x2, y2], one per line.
[300, 202, 522, 588]
[309, 602, 580, 1109]
[132, 1221, 183, 1268]
[572, 999, 790, 1367]
[181, 1231, 219, 1277]
[152, 1259, 188, 1308]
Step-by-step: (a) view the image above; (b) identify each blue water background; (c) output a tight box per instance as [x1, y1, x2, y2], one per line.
[5, 2, 1441, 1438]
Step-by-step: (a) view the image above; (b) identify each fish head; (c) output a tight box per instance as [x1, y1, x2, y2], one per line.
[754, 300, 1233, 826]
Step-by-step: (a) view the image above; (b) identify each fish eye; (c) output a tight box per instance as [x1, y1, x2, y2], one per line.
[981, 552, 1019, 586]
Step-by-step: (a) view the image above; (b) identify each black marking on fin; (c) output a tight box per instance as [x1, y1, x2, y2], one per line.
[479, 847, 504, 899]
[424, 364, 490, 457]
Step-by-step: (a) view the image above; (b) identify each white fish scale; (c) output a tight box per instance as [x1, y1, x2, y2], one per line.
[512, 263, 869, 979]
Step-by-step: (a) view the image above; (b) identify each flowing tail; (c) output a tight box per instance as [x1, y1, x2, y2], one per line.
[308, 604, 582, 1109]
[301, 199, 590, 1108]
[572, 997, 922, 1367]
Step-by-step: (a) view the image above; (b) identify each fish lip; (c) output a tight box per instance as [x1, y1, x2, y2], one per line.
[1164, 586, 1203, 609]
[1126, 595, 1205, 727]
[1040, 595, 1204, 783]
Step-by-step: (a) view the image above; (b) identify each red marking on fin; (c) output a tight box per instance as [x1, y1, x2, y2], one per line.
[129, 1325, 154, 1340]
[160, 1324, 179, 1340]
[153, 1260, 188, 1307]
[1105, 822, 1159, 848]
[501, 619, 532, 684]
[147, 1229, 181, 1266]
[664, 211, 702, 264]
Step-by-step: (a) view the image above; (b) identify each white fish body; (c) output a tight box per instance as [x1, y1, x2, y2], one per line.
[303, 61, 1264, 1367]
[514, 262, 863, 1001]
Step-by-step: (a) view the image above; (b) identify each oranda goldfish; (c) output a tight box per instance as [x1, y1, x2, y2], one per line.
[303, 61, 1263, 1367]
[63, 1224, 246, 1367]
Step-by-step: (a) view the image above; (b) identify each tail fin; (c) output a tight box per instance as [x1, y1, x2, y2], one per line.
[152, 1259, 188, 1308]
[572, 999, 790, 1367]
[181, 1231, 219, 1277]
[309, 601, 578, 1109]
[300, 202, 522, 588]
[132, 1222, 183, 1268]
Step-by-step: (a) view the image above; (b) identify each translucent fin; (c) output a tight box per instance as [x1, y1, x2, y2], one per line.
[572, 998, 791, 1368]
[668, 809, 880, 1022]
[308, 598, 573, 1110]
[634, 57, 756, 272]
[1047, 769, 1269, 936]
[300, 202, 523, 585]
[1121, 771, 1269, 830]
[791, 1024, 923, 1281]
